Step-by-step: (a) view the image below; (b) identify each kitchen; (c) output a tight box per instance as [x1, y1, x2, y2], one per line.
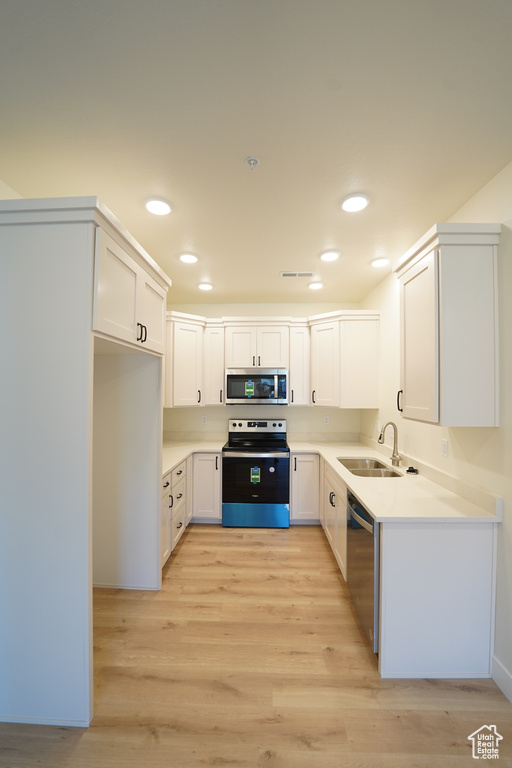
[1, 1, 512, 762]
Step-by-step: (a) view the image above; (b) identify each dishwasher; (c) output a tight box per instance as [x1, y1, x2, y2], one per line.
[346, 491, 380, 653]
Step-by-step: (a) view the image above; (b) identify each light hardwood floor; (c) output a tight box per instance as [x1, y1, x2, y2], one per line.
[1, 524, 511, 767]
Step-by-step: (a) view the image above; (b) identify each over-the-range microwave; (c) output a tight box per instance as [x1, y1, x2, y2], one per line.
[225, 368, 288, 405]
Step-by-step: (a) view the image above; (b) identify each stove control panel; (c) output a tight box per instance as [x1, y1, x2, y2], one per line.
[229, 419, 286, 433]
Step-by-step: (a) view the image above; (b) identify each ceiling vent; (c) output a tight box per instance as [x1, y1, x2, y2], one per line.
[280, 271, 314, 278]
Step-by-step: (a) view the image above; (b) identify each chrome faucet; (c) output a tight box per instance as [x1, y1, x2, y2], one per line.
[378, 421, 402, 467]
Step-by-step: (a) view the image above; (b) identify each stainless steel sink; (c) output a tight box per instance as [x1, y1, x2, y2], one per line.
[337, 457, 402, 477]
[337, 457, 388, 470]
[350, 468, 401, 478]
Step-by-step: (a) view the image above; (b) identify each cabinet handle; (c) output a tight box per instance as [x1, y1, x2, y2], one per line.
[219, 389, 223, 403]
[177, 493, 183, 500]
[312, 390, 316, 404]
[176, 470, 183, 476]
[329, 491, 336, 507]
[252, 355, 256, 366]
[163, 481, 170, 489]
[169, 494, 173, 508]
[294, 457, 297, 471]
[215, 456, 219, 470]
[177, 522, 183, 530]
[136, 322, 143, 342]
[258, 356, 261, 366]
[142, 324, 147, 343]
[198, 390, 201, 403]
[291, 389, 294, 403]
[397, 389, 403, 412]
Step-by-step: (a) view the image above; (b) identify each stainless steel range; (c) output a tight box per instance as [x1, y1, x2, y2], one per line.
[222, 419, 290, 528]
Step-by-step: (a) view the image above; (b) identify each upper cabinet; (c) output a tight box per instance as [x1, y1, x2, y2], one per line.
[309, 311, 380, 408]
[167, 314, 205, 407]
[289, 322, 311, 406]
[93, 227, 168, 354]
[224, 322, 289, 368]
[395, 223, 501, 427]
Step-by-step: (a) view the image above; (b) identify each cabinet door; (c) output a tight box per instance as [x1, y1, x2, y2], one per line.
[172, 321, 204, 407]
[225, 327, 257, 367]
[290, 453, 319, 521]
[289, 326, 310, 405]
[340, 319, 379, 408]
[93, 228, 138, 345]
[323, 474, 336, 548]
[138, 273, 166, 354]
[333, 479, 347, 580]
[203, 326, 225, 404]
[310, 322, 340, 407]
[400, 250, 438, 422]
[193, 453, 221, 520]
[161, 472, 171, 566]
[257, 326, 289, 367]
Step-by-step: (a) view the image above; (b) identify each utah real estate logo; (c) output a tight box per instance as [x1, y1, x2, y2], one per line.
[468, 725, 503, 759]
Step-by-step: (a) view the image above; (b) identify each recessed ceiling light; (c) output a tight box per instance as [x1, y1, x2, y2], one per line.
[198, 282, 213, 291]
[341, 193, 370, 213]
[309, 281, 323, 290]
[370, 257, 390, 268]
[180, 253, 198, 264]
[320, 250, 340, 262]
[145, 197, 172, 215]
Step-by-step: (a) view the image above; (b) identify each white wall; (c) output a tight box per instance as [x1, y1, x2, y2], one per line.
[361, 161, 512, 701]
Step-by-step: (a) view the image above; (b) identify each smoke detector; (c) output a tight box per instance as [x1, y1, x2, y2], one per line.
[245, 156, 260, 170]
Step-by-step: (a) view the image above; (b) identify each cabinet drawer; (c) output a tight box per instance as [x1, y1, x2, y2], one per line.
[162, 471, 171, 497]
[171, 507, 185, 550]
[171, 477, 186, 516]
[171, 461, 187, 486]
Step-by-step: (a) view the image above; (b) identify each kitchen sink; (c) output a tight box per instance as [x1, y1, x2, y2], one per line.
[350, 468, 401, 478]
[337, 457, 402, 477]
[337, 457, 388, 470]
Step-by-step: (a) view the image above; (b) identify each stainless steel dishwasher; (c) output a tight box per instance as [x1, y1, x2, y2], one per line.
[346, 491, 380, 653]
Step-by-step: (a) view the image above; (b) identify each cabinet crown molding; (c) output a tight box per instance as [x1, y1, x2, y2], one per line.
[394, 222, 501, 278]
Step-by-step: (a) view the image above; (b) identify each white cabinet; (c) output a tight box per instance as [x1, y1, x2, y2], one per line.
[340, 319, 379, 409]
[171, 317, 205, 407]
[322, 462, 347, 579]
[310, 320, 340, 407]
[310, 312, 380, 409]
[93, 228, 166, 354]
[203, 322, 225, 405]
[170, 461, 187, 551]
[192, 453, 221, 521]
[161, 472, 172, 566]
[290, 453, 319, 522]
[289, 323, 310, 406]
[225, 324, 289, 368]
[379, 521, 496, 677]
[396, 224, 501, 426]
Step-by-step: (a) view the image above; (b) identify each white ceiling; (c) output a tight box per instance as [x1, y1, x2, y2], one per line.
[2, 0, 512, 305]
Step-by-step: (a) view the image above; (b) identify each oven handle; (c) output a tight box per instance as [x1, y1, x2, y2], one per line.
[222, 451, 290, 458]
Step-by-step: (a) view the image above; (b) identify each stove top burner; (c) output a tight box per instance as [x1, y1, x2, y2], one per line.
[223, 418, 288, 453]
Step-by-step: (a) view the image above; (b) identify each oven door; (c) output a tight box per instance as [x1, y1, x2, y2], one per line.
[222, 452, 290, 527]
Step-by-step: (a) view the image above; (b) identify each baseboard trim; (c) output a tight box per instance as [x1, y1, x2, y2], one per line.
[492, 655, 512, 703]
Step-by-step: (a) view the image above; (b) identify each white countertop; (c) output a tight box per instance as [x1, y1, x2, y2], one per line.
[162, 440, 501, 524]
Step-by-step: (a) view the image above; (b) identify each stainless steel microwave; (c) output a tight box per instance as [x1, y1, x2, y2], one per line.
[225, 369, 288, 404]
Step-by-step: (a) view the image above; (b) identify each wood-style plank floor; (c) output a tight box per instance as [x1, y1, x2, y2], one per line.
[1, 524, 511, 767]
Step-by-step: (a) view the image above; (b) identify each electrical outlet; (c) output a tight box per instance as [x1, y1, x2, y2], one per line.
[323, 415, 329, 424]
[202, 415, 208, 424]
[441, 438, 449, 457]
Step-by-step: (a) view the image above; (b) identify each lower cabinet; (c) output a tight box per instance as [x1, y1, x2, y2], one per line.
[322, 462, 347, 579]
[192, 453, 222, 522]
[290, 453, 319, 522]
[161, 459, 189, 567]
